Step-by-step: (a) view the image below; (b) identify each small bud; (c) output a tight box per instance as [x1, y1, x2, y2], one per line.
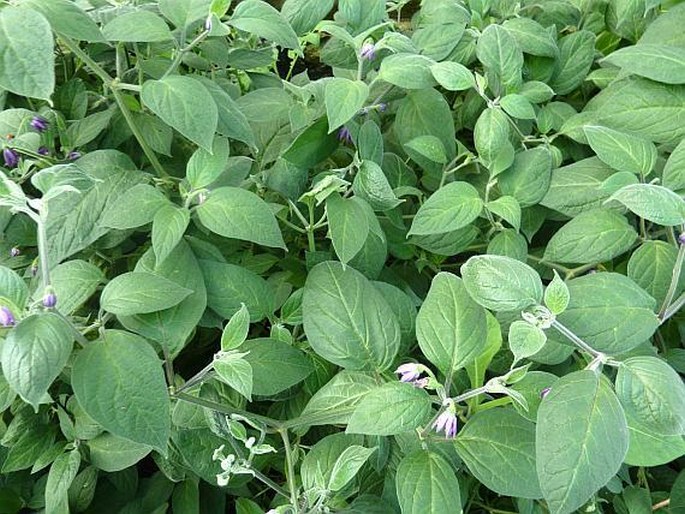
[395, 362, 422, 383]
[679, 232, 685, 245]
[360, 41, 376, 61]
[3, 148, 19, 168]
[37, 146, 49, 156]
[432, 408, 458, 438]
[30, 116, 49, 133]
[204, 15, 213, 32]
[10, 247, 20, 258]
[540, 387, 551, 399]
[0, 306, 15, 327]
[378, 102, 387, 112]
[412, 377, 429, 389]
[66, 151, 81, 161]
[42, 289, 57, 308]
[337, 126, 352, 145]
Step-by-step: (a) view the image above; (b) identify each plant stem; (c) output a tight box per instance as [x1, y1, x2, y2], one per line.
[162, 28, 210, 79]
[551, 319, 602, 359]
[175, 361, 215, 393]
[526, 254, 571, 275]
[173, 392, 283, 430]
[658, 241, 685, 319]
[652, 499, 670, 511]
[36, 213, 51, 291]
[279, 429, 300, 512]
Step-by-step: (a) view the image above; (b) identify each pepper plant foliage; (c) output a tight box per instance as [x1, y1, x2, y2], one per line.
[2, 0, 685, 512]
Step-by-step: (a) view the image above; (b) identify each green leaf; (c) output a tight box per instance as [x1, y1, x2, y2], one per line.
[628, 241, 681, 306]
[608, 184, 685, 226]
[326, 193, 369, 265]
[186, 137, 230, 190]
[558, 272, 659, 354]
[195, 77, 255, 147]
[347, 382, 432, 436]
[201, 260, 271, 321]
[141, 76, 218, 151]
[498, 147, 552, 208]
[0, 7, 55, 100]
[537, 371, 628, 514]
[508, 321, 547, 364]
[500, 94, 535, 120]
[303, 262, 400, 371]
[456, 408, 542, 499]
[240, 338, 312, 396]
[416, 273, 487, 375]
[396, 451, 462, 514]
[72, 330, 171, 454]
[299, 370, 377, 426]
[301, 433, 363, 491]
[663, 137, 685, 190]
[159, 0, 212, 28]
[229, 0, 300, 49]
[45, 450, 81, 514]
[101, 271, 193, 316]
[602, 44, 685, 85]
[430, 61, 475, 91]
[152, 205, 190, 267]
[461, 255, 543, 311]
[102, 10, 173, 42]
[583, 125, 657, 175]
[550, 30, 595, 95]
[625, 413, 685, 467]
[196, 187, 285, 249]
[544, 271, 570, 315]
[325, 78, 369, 132]
[328, 445, 376, 492]
[214, 355, 253, 401]
[487, 229, 528, 262]
[408, 182, 483, 236]
[476, 24, 523, 91]
[487, 196, 521, 231]
[282, 0, 335, 35]
[543, 209, 638, 264]
[221, 304, 250, 351]
[99, 184, 168, 230]
[87, 433, 151, 472]
[378, 53, 437, 90]
[502, 17, 557, 58]
[474, 107, 513, 175]
[1, 313, 73, 409]
[21, 0, 103, 42]
[0, 266, 29, 310]
[404, 135, 447, 165]
[357, 120, 383, 165]
[352, 160, 402, 211]
[615, 356, 685, 436]
[282, 117, 339, 171]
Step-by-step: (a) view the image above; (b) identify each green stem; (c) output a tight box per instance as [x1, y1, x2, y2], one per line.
[175, 362, 215, 393]
[279, 429, 299, 512]
[36, 213, 51, 291]
[161, 29, 210, 79]
[173, 392, 282, 430]
[526, 254, 571, 275]
[661, 291, 685, 324]
[658, 240, 685, 320]
[307, 202, 316, 252]
[551, 319, 603, 359]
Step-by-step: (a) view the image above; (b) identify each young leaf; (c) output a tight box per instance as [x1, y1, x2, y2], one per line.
[328, 446, 376, 492]
[299, 371, 377, 426]
[395, 451, 462, 514]
[583, 125, 657, 175]
[196, 187, 285, 249]
[45, 449, 81, 514]
[508, 321, 547, 364]
[408, 182, 483, 236]
[72, 330, 171, 454]
[607, 184, 685, 226]
[325, 78, 369, 132]
[378, 53, 437, 90]
[544, 270, 570, 315]
[326, 193, 369, 265]
[152, 204, 191, 267]
[615, 357, 685, 436]
[487, 196, 521, 231]
[186, 136, 230, 190]
[347, 382, 432, 436]
[229, 0, 300, 50]
[430, 61, 475, 91]
[100, 271, 193, 316]
[221, 304, 250, 351]
[352, 160, 402, 211]
[474, 108, 513, 174]
[214, 354, 253, 401]
[240, 338, 312, 396]
[416, 273, 488, 375]
[461, 255, 544, 311]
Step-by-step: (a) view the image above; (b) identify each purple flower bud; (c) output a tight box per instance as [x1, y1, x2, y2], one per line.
[10, 247, 20, 257]
[3, 148, 19, 168]
[337, 126, 352, 145]
[679, 233, 685, 245]
[432, 409, 458, 438]
[42, 291, 57, 308]
[412, 377, 429, 389]
[360, 42, 376, 61]
[395, 363, 422, 383]
[66, 151, 81, 161]
[540, 387, 551, 399]
[0, 306, 15, 327]
[37, 146, 49, 156]
[30, 116, 49, 133]
[378, 102, 387, 112]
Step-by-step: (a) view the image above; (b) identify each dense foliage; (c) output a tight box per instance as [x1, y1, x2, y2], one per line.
[1, 0, 685, 512]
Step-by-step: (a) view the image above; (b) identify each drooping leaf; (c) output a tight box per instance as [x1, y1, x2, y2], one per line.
[602, 44, 685, 84]
[396, 451, 462, 514]
[607, 184, 685, 226]
[583, 125, 657, 175]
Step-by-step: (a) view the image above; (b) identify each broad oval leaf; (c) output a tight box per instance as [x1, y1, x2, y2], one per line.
[627, 240, 682, 305]
[71, 330, 170, 453]
[416, 273, 487, 374]
[456, 408, 542, 499]
[408, 182, 483, 236]
[303, 262, 400, 371]
[430, 61, 475, 91]
[196, 187, 285, 249]
[22, 0, 103, 42]
[352, 160, 402, 211]
[476, 24, 523, 91]
[583, 125, 657, 175]
[1, 313, 73, 409]
[229, 0, 300, 49]
[102, 10, 173, 42]
[325, 78, 369, 132]
[602, 44, 685, 85]
[537, 371, 628, 514]
[241, 338, 312, 396]
[461, 255, 544, 311]
[378, 53, 437, 90]
[615, 356, 685, 436]
[346, 382, 432, 436]
[396, 451, 462, 514]
[101, 271, 193, 316]
[608, 184, 685, 226]
[87, 432, 152, 472]
[326, 193, 369, 265]
[152, 205, 190, 267]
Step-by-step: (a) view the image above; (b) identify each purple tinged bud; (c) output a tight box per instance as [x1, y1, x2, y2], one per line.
[42, 291, 57, 308]
[679, 233, 685, 245]
[10, 247, 20, 258]
[38, 146, 49, 156]
[360, 42, 376, 61]
[30, 116, 49, 133]
[412, 377, 429, 389]
[378, 102, 387, 112]
[432, 409, 458, 438]
[3, 148, 19, 168]
[337, 126, 352, 145]
[66, 151, 81, 161]
[395, 362, 422, 383]
[540, 387, 551, 399]
[0, 306, 15, 327]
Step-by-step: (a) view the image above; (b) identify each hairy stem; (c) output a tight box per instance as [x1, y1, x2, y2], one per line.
[658, 241, 685, 320]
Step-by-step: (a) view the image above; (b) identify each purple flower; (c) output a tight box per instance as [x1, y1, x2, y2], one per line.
[42, 291, 57, 308]
[679, 233, 685, 245]
[10, 247, 20, 258]
[0, 306, 15, 327]
[360, 42, 376, 61]
[66, 151, 81, 161]
[540, 387, 552, 399]
[337, 126, 352, 145]
[395, 363, 422, 383]
[378, 102, 387, 112]
[432, 409, 458, 438]
[38, 146, 49, 156]
[3, 148, 19, 168]
[30, 116, 48, 133]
